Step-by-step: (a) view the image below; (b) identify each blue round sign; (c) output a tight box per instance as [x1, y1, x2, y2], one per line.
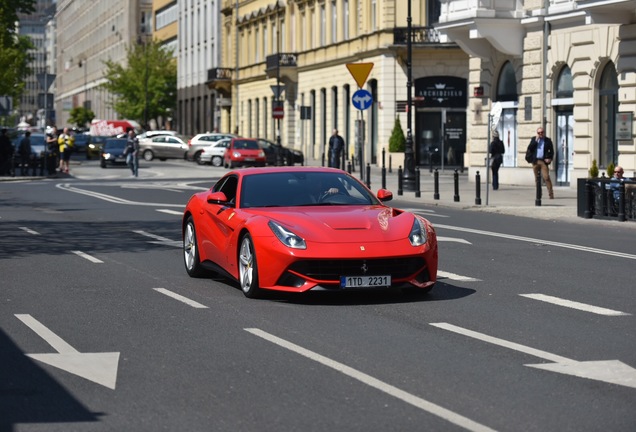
[352, 89, 373, 111]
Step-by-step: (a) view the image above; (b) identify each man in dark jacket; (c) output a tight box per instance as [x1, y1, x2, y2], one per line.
[328, 129, 345, 169]
[18, 131, 32, 176]
[526, 127, 555, 199]
[489, 130, 505, 190]
[0, 128, 13, 176]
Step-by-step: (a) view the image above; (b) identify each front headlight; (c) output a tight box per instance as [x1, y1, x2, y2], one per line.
[268, 220, 306, 249]
[408, 217, 428, 246]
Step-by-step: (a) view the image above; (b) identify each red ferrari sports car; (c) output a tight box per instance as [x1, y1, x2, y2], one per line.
[182, 167, 438, 298]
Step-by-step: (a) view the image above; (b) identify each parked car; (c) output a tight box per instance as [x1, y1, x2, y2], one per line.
[100, 138, 128, 168]
[257, 138, 304, 166]
[223, 138, 266, 168]
[182, 167, 438, 298]
[198, 138, 231, 167]
[186, 133, 236, 164]
[72, 132, 90, 156]
[137, 130, 178, 141]
[11, 132, 47, 175]
[139, 134, 190, 161]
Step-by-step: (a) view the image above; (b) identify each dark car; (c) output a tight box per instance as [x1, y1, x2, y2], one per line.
[100, 138, 129, 168]
[257, 138, 304, 166]
[11, 132, 47, 175]
[72, 133, 90, 156]
[87, 135, 111, 160]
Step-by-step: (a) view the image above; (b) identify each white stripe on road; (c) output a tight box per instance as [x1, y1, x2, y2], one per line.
[16, 314, 78, 353]
[438, 270, 480, 282]
[245, 328, 496, 432]
[19, 226, 40, 235]
[519, 293, 630, 316]
[437, 236, 472, 244]
[133, 230, 182, 248]
[71, 250, 104, 263]
[56, 183, 184, 207]
[435, 224, 636, 260]
[156, 209, 183, 215]
[153, 288, 208, 309]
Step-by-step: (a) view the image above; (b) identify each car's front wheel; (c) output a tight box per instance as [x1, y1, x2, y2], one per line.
[239, 234, 262, 298]
[183, 216, 207, 277]
[143, 150, 154, 161]
[194, 151, 205, 165]
[211, 155, 223, 167]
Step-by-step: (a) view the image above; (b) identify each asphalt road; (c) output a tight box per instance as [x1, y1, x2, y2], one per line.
[1, 159, 635, 432]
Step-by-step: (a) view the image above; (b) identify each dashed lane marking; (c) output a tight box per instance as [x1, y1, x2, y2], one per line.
[520, 293, 630, 316]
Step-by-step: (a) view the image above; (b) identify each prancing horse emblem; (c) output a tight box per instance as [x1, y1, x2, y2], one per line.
[361, 262, 368, 274]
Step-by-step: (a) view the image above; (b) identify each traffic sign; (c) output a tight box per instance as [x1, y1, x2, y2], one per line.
[352, 89, 373, 111]
[273, 106, 284, 119]
[346, 63, 374, 88]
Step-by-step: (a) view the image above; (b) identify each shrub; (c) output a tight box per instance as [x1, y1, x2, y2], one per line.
[388, 117, 406, 152]
[606, 162, 615, 178]
[589, 159, 599, 178]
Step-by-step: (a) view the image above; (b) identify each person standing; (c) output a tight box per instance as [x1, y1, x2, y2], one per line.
[525, 127, 555, 199]
[0, 128, 14, 176]
[125, 128, 140, 177]
[46, 126, 59, 177]
[18, 131, 32, 176]
[489, 130, 505, 190]
[328, 129, 345, 169]
[57, 127, 74, 174]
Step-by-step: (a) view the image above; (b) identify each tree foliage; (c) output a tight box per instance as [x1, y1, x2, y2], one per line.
[0, 0, 36, 100]
[389, 117, 406, 152]
[69, 106, 96, 128]
[101, 40, 177, 128]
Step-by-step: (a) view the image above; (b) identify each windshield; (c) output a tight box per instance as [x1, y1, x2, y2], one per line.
[240, 171, 379, 208]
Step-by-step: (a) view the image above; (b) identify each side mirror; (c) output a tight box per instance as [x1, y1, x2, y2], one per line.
[207, 191, 228, 204]
[377, 189, 393, 202]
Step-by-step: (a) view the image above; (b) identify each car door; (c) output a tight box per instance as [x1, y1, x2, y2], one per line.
[164, 137, 186, 159]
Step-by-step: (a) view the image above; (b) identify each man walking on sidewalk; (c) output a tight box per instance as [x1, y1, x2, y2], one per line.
[525, 127, 554, 199]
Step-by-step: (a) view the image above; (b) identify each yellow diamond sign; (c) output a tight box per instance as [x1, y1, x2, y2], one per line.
[346, 63, 374, 88]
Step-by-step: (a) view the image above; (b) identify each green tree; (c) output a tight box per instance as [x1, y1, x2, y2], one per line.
[68, 106, 95, 128]
[101, 39, 177, 128]
[0, 0, 36, 100]
[389, 117, 406, 152]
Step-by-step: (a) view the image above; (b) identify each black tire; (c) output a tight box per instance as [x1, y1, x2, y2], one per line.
[195, 151, 205, 165]
[143, 150, 154, 161]
[183, 216, 208, 278]
[238, 234, 263, 298]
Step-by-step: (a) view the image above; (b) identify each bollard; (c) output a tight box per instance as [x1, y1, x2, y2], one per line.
[584, 179, 592, 219]
[453, 169, 460, 202]
[381, 166, 386, 189]
[389, 154, 392, 173]
[365, 163, 371, 189]
[434, 168, 440, 200]
[397, 166, 403, 196]
[475, 171, 482, 205]
[618, 183, 626, 222]
[351, 153, 356, 173]
[40, 154, 45, 176]
[382, 148, 386, 168]
[535, 170, 542, 206]
[414, 167, 421, 198]
[347, 161, 352, 175]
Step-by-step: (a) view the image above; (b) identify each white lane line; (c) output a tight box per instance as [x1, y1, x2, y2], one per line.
[16, 314, 79, 353]
[245, 328, 496, 432]
[153, 288, 208, 309]
[438, 270, 480, 282]
[519, 294, 630, 316]
[56, 183, 184, 208]
[19, 226, 40, 235]
[156, 209, 183, 215]
[71, 250, 104, 263]
[400, 208, 450, 218]
[133, 230, 181, 248]
[437, 236, 472, 244]
[435, 223, 636, 260]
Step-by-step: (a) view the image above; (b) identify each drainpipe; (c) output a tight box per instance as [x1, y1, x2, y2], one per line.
[542, 0, 551, 130]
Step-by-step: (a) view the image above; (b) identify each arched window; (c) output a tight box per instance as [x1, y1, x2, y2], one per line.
[497, 62, 518, 102]
[599, 62, 619, 168]
[556, 66, 573, 99]
[496, 62, 518, 167]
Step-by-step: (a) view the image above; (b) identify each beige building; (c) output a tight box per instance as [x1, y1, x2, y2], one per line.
[208, 0, 468, 168]
[436, 0, 636, 186]
[55, 0, 153, 128]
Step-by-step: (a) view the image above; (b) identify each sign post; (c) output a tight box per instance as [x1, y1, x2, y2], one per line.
[347, 63, 374, 180]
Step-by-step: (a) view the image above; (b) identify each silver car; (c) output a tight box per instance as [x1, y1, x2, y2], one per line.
[198, 138, 231, 167]
[139, 135, 190, 161]
[186, 133, 236, 164]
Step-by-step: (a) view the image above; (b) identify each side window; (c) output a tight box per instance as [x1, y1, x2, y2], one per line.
[215, 175, 238, 204]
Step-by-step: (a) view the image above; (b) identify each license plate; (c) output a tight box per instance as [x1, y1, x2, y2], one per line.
[244, 157, 255, 161]
[340, 275, 391, 288]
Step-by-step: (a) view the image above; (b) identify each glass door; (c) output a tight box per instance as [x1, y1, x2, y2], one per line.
[555, 111, 574, 185]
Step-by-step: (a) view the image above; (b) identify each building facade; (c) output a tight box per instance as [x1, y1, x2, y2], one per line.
[436, 0, 636, 185]
[209, 0, 468, 168]
[55, 0, 152, 128]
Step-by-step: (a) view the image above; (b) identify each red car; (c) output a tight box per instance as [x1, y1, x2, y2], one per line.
[223, 138, 266, 168]
[182, 167, 438, 298]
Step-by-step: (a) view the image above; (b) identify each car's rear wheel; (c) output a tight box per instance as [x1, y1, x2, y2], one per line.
[183, 216, 207, 277]
[211, 155, 223, 167]
[143, 150, 154, 161]
[239, 234, 262, 298]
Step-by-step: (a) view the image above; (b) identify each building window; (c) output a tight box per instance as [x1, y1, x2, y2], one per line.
[556, 66, 573, 99]
[599, 62, 619, 168]
[371, 0, 377, 31]
[320, 4, 326, 46]
[343, 0, 349, 40]
[331, 0, 337, 43]
[496, 62, 518, 168]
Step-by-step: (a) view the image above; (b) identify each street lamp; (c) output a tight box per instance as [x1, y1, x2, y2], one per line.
[275, 2, 283, 166]
[402, 0, 416, 191]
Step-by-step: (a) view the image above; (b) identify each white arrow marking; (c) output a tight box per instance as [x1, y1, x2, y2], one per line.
[519, 293, 630, 316]
[16, 314, 120, 390]
[19, 226, 40, 235]
[245, 328, 496, 432]
[437, 236, 472, 244]
[431, 322, 636, 389]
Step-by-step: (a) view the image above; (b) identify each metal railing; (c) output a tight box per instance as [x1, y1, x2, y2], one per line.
[393, 27, 446, 45]
[580, 178, 636, 222]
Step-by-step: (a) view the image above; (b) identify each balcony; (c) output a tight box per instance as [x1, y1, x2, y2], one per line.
[265, 53, 298, 82]
[206, 68, 233, 97]
[393, 27, 448, 45]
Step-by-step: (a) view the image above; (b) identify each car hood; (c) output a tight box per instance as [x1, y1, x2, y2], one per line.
[247, 205, 416, 243]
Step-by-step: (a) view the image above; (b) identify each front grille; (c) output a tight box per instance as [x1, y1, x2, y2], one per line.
[288, 257, 426, 282]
